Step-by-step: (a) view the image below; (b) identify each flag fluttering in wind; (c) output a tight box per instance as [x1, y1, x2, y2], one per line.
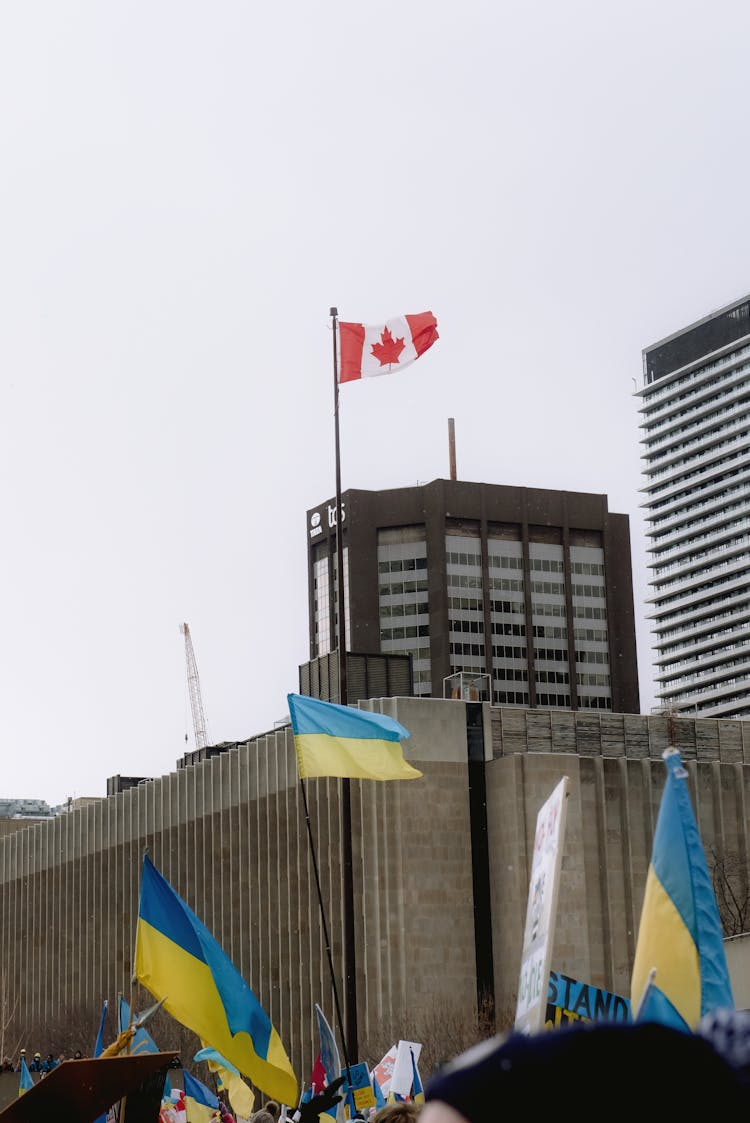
[410, 1048, 425, 1105]
[18, 1057, 33, 1097]
[338, 312, 438, 383]
[94, 999, 108, 1058]
[314, 1004, 341, 1087]
[135, 854, 297, 1105]
[117, 996, 160, 1055]
[287, 693, 421, 782]
[631, 748, 734, 1030]
[194, 1044, 256, 1119]
[183, 1069, 220, 1123]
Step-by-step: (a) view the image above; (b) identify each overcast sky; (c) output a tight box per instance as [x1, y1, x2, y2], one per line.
[2, 1, 748, 805]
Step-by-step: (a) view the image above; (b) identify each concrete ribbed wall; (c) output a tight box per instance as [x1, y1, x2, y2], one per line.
[2, 700, 749, 1086]
[0, 701, 477, 1083]
[487, 706, 750, 1011]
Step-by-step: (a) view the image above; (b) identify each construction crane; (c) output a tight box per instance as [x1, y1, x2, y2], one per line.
[180, 622, 209, 749]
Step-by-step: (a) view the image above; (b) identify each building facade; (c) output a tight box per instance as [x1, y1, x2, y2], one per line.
[639, 295, 750, 717]
[306, 480, 640, 713]
[1, 699, 749, 1086]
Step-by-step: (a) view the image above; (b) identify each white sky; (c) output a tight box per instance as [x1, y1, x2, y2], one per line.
[2, 1, 748, 805]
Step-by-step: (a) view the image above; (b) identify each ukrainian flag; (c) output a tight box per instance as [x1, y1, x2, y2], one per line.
[287, 693, 422, 781]
[183, 1069, 220, 1123]
[135, 855, 298, 1105]
[631, 748, 734, 1030]
[18, 1057, 33, 1097]
[410, 1049, 425, 1105]
[195, 1044, 256, 1119]
[118, 996, 160, 1055]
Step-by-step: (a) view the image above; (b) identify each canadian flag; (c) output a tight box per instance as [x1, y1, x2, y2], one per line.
[338, 311, 438, 383]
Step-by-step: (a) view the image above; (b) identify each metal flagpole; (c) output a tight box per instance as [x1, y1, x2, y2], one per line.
[330, 306, 358, 1066]
[299, 775, 352, 1079]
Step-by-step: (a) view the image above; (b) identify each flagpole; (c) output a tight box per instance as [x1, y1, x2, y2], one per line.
[330, 305, 358, 1066]
[299, 776, 352, 1081]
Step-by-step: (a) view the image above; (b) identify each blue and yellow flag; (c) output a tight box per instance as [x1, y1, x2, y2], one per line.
[183, 1069, 219, 1123]
[135, 854, 297, 1105]
[18, 1057, 33, 1096]
[631, 748, 734, 1030]
[117, 995, 161, 1055]
[287, 693, 421, 781]
[94, 999, 108, 1057]
[410, 1049, 425, 1105]
[195, 1044, 255, 1119]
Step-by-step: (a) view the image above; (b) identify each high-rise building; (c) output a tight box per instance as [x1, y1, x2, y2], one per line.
[639, 294, 750, 718]
[305, 479, 640, 713]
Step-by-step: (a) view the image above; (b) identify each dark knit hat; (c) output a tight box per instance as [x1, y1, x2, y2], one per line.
[425, 1021, 749, 1118]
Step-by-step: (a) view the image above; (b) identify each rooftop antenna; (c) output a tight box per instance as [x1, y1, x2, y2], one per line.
[448, 417, 457, 480]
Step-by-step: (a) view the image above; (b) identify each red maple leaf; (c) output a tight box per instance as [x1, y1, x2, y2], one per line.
[371, 326, 406, 366]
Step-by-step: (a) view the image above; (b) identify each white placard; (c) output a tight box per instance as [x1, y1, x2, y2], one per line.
[514, 775, 570, 1034]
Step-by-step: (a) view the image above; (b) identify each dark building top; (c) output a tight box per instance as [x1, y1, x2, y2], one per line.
[643, 293, 750, 385]
[306, 479, 640, 715]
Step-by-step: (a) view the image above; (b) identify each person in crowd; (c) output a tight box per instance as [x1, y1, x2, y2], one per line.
[29, 1052, 43, 1072]
[421, 1019, 750, 1120]
[262, 1100, 280, 1121]
[41, 1053, 57, 1074]
[250, 1112, 275, 1123]
[373, 1104, 422, 1123]
[2, 1058, 12, 1072]
[15, 1049, 27, 1072]
[73, 1049, 83, 1060]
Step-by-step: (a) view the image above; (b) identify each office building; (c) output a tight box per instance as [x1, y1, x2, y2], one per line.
[305, 480, 640, 713]
[639, 295, 750, 717]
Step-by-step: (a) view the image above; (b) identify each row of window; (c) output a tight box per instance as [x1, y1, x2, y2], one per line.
[576, 650, 610, 665]
[571, 583, 607, 599]
[448, 573, 483, 590]
[380, 602, 429, 619]
[537, 692, 572, 707]
[489, 576, 525, 592]
[577, 672, 611, 686]
[536, 669, 569, 684]
[493, 621, 526, 637]
[573, 606, 608, 621]
[378, 557, 428, 573]
[530, 580, 565, 596]
[449, 596, 483, 612]
[495, 667, 529, 682]
[491, 689, 611, 709]
[379, 579, 429, 596]
[578, 695, 612, 709]
[447, 550, 482, 567]
[380, 625, 430, 641]
[450, 619, 483, 634]
[492, 644, 527, 660]
[574, 626, 608, 643]
[491, 599, 527, 615]
[451, 642, 486, 657]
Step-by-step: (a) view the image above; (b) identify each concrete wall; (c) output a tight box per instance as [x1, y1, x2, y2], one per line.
[0, 700, 748, 1089]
